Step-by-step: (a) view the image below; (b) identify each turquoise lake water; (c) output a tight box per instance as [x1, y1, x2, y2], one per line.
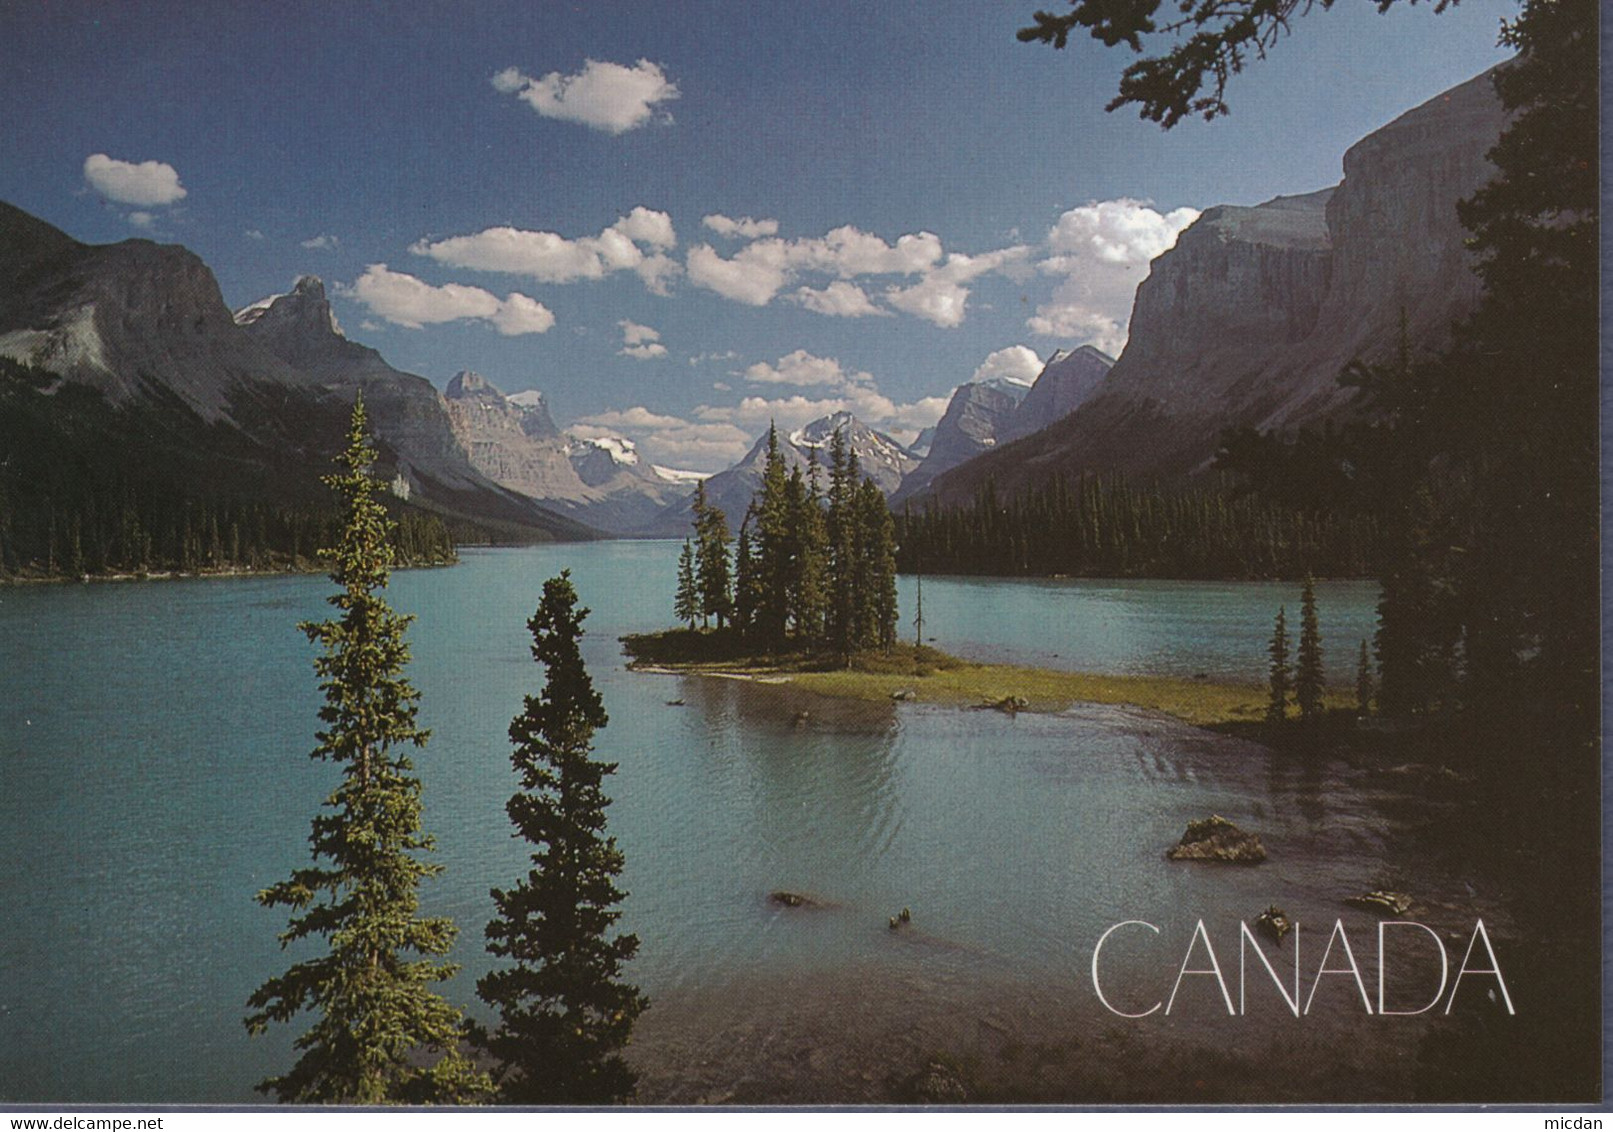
[4, 544, 1491, 1103]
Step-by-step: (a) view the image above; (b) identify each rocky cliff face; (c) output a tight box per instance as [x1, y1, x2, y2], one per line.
[894, 380, 1027, 502]
[0, 202, 304, 419]
[999, 345, 1114, 442]
[440, 369, 694, 533]
[0, 204, 594, 541]
[903, 378, 1025, 499]
[441, 370, 583, 498]
[236, 280, 500, 498]
[894, 346, 1114, 502]
[923, 66, 1507, 504]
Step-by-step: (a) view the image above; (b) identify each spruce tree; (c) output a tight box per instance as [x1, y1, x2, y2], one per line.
[1266, 605, 1290, 724]
[856, 479, 899, 650]
[824, 430, 858, 658]
[732, 510, 761, 637]
[1295, 576, 1325, 721]
[674, 539, 698, 630]
[794, 448, 830, 643]
[478, 571, 646, 1104]
[753, 425, 792, 647]
[244, 398, 487, 1104]
[691, 481, 732, 629]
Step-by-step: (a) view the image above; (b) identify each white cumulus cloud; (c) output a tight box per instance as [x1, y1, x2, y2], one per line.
[617, 319, 668, 359]
[411, 208, 679, 294]
[803, 227, 944, 277]
[743, 349, 867, 389]
[613, 205, 678, 250]
[83, 153, 187, 207]
[1046, 198, 1200, 264]
[884, 276, 971, 328]
[1028, 198, 1199, 353]
[490, 292, 559, 336]
[301, 234, 339, 250]
[619, 319, 660, 345]
[685, 242, 791, 306]
[346, 264, 554, 336]
[493, 58, 679, 134]
[702, 214, 780, 240]
[971, 346, 1043, 385]
[621, 343, 668, 359]
[686, 223, 1024, 328]
[788, 281, 888, 318]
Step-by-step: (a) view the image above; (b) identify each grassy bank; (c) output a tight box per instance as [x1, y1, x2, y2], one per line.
[621, 628, 1356, 727]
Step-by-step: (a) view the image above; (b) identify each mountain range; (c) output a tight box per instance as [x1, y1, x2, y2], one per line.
[647, 411, 921, 537]
[0, 65, 1507, 563]
[0, 207, 593, 543]
[891, 345, 1113, 504]
[917, 66, 1506, 506]
[439, 368, 696, 533]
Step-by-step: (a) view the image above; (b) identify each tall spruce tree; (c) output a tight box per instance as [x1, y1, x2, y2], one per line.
[478, 571, 646, 1104]
[732, 510, 761, 637]
[1266, 605, 1290, 724]
[857, 478, 899, 650]
[753, 425, 793, 646]
[244, 398, 487, 1105]
[794, 448, 830, 642]
[824, 430, 858, 658]
[1295, 576, 1325, 721]
[691, 481, 733, 629]
[674, 539, 698, 630]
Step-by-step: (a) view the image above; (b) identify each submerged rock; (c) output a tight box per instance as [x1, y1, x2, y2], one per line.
[1255, 905, 1293, 946]
[1345, 890, 1413, 915]
[769, 890, 824, 909]
[1166, 815, 1267, 863]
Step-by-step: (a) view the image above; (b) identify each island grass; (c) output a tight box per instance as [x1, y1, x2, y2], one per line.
[621, 628, 1355, 727]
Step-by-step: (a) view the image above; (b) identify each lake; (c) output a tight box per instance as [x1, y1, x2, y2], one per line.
[0, 544, 1510, 1102]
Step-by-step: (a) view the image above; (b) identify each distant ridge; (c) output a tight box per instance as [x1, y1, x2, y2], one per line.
[0, 203, 596, 545]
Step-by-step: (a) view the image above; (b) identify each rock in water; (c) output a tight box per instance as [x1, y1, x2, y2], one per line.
[1345, 890, 1413, 915]
[1255, 905, 1293, 945]
[1166, 815, 1268, 863]
[769, 890, 819, 909]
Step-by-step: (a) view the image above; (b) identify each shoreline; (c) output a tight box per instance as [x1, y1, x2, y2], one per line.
[625, 653, 1355, 729]
[0, 557, 458, 588]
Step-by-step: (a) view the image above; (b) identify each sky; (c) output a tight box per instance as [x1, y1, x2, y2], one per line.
[0, 0, 1516, 471]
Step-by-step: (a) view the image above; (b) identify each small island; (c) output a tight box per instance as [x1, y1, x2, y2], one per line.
[621, 626, 1346, 729]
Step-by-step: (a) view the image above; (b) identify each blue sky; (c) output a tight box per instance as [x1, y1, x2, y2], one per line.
[1, 0, 1514, 470]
